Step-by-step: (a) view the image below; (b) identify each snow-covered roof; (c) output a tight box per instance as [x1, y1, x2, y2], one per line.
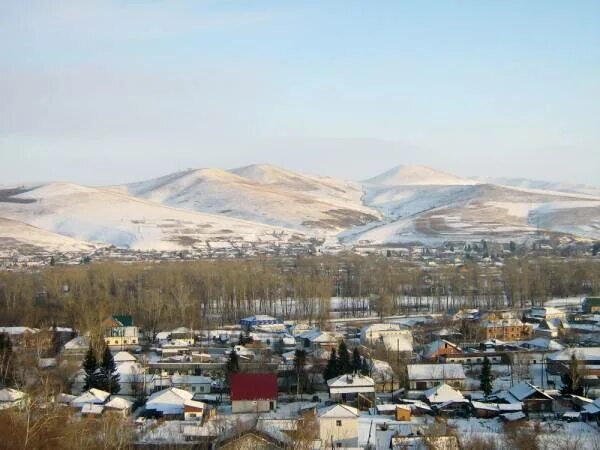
[114, 351, 136, 363]
[547, 347, 600, 361]
[317, 404, 359, 418]
[71, 388, 110, 406]
[501, 411, 526, 421]
[471, 401, 522, 412]
[105, 396, 133, 410]
[0, 388, 25, 402]
[507, 382, 552, 401]
[523, 338, 564, 351]
[146, 388, 194, 414]
[184, 399, 206, 410]
[0, 326, 39, 335]
[423, 384, 464, 404]
[327, 373, 375, 389]
[407, 364, 465, 381]
[64, 336, 89, 350]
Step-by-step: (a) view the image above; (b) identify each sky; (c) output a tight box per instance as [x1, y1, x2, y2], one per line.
[1, 0, 599, 185]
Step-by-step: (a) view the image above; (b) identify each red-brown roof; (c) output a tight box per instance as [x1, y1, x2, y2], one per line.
[230, 373, 278, 401]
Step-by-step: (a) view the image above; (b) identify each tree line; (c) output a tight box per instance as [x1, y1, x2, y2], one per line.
[0, 256, 598, 331]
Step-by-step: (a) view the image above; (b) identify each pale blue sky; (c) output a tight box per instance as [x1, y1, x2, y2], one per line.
[0, 1, 598, 185]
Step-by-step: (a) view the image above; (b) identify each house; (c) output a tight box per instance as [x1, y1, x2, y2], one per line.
[583, 297, 600, 314]
[71, 388, 111, 409]
[582, 397, 600, 423]
[171, 374, 212, 394]
[230, 373, 278, 413]
[423, 339, 462, 361]
[0, 388, 26, 409]
[316, 404, 359, 449]
[62, 336, 90, 356]
[184, 399, 206, 421]
[240, 315, 282, 330]
[520, 338, 565, 352]
[360, 323, 413, 352]
[526, 306, 567, 322]
[479, 312, 533, 340]
[494, 382, 553, 413]
[406, 364, 465, 390]
[536, 318, 568, 338]
[395, 405, 412, 421]
[297, 330, 339, 353]
[103, 315, 140, 350]
[145, 387, 194, 417]
[327, 373, 375, 408]
[547, 347, 600, 375]
[471, 401, 522, 419]
[105, 396, 133, 416]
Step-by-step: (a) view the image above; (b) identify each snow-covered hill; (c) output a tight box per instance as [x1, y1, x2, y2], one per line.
[0, 217, 96, 255]
[365, 165, 478, 187]
[2, 164, 600, 253]
[0, 183, 307, 251]
[125, 165, 379, 232]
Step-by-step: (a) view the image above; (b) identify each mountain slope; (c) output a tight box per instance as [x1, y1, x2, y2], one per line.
[365, 165, 478, 186]
[125, 166, 380, 232]
[0, 217, 96, 256]
[0, 183, 306, 251]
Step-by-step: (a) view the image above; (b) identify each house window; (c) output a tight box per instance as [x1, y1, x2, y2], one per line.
[124, 340, 128, 344]
[192, 387, 196, 392]
[188, 413, 196, 417]
[336, 443, 342, 448]
[336, 420, 342, 427]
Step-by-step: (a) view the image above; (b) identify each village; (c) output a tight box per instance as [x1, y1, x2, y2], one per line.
[1, 295, 600, 449]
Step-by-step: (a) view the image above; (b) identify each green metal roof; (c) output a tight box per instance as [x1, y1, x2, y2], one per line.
[112, 315, 133, 326]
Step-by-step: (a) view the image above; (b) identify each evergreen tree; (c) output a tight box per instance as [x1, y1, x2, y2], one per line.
[560, 354, 583, 396]
[324, 348, 338, 381]
[480, 356, 493, 396]
[99, 344, 120, 394]
[352, 347, 362, 373]
[337, 340, 352, 375]
[226, 348, 240, 382]
[82, 344, 99, 390]
[360, 357, 371, 376]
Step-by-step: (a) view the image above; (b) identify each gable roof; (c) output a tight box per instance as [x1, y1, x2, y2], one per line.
[423, 383, 464, 404]
[112, 315, 133, 327]
[71, 388, 110, 406]
[507, 382, 552, 401]
[317, 404, 359, 418]
[230, 373, 277, 401]
[114, 351, 136, 363]
[407, 364, 465, 381]
[424, 339, 461, 359]
[105, 396, 133, 410]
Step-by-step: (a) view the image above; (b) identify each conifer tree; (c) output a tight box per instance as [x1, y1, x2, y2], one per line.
[360, 357, 371, 377]
[99, 344, 120, 394]
[226, 348, 240, 382]
[337, 340, 352, 375]
[480, 356, 493, 396]
[352, 347, 362, 373]
[82, 344, 99, 390]
[324, 348, 338, 381]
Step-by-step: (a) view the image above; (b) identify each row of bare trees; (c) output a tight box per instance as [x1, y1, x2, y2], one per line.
[0, 256, 598, 330]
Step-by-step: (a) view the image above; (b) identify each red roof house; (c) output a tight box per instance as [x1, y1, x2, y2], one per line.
[230, 373, 278, 413]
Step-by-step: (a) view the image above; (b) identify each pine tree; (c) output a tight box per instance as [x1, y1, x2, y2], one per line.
[352, 347, 362, 373]
[560, 354, 583, 396]
[337, 340, 351, 375]
[226, 348, 240, 382]
[99, 344, 120, 394]
[360, 357, 371, 376]
[82, 344, 99, 390]
[480, 356, 493, 396]
[324, 348, 338, 381]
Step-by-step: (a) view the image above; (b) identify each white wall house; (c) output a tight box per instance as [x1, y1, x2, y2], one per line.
[317, 404, 359, 449]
